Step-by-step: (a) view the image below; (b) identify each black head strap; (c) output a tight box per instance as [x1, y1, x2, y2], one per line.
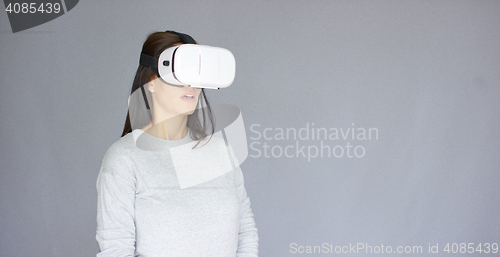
[165, 30, 197, 44]
[139, 30, 196, 69]
[139, 53, 158, 69]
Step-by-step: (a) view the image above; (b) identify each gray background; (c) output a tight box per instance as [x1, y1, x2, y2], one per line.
[1, 1, 499, 256]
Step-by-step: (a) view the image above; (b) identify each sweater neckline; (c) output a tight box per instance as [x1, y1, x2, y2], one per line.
[131, 128, 194, 151]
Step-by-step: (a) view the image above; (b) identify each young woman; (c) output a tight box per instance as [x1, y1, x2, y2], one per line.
[96, 31, 258, 257]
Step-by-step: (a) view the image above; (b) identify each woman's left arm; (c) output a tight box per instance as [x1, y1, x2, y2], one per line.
[235, 167, 259, 257]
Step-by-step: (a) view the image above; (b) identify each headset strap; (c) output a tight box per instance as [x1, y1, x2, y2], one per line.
[139, 30, 196, 68]
[165, 30, 197, 44]
[139, 53, 158, 69]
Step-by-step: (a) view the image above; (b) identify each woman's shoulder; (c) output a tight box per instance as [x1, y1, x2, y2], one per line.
[97, 133, 140, 185]
[102, 131, 140, 162]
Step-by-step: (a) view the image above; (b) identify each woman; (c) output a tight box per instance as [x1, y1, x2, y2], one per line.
[96, 31, 258, 257]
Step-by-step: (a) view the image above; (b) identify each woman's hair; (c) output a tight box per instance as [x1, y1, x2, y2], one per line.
[121, 31, 215, 145]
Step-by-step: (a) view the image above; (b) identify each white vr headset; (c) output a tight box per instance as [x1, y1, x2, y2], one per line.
[139, 31, 235, 89]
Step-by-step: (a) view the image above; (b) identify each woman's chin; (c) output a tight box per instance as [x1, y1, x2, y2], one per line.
[180, 108, 197, 116]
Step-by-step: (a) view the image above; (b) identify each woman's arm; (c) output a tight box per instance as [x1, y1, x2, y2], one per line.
[95, 146, 137, 257]
[235, 167, 259, 257]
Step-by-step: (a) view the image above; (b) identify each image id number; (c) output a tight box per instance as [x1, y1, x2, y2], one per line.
[444, 243, 498, 254]
[5, 3, 61, 14]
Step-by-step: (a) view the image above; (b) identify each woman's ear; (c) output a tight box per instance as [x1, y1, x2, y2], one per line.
[148, 81, 155, 93]
[147, 75, 159, 93]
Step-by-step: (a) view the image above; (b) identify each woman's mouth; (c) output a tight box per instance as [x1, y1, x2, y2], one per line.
[180, 94, 196, 103]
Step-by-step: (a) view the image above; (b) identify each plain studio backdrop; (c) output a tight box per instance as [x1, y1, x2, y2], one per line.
[0, 1, 499, 256]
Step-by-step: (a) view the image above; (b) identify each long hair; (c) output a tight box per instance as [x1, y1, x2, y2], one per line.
[121, 31, 215, 146]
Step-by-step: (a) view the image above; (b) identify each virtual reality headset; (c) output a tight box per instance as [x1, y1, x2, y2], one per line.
[139, 31, 236, 89]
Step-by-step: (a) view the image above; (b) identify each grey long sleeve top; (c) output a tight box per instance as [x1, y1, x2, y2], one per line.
[96, 130, 258, 257]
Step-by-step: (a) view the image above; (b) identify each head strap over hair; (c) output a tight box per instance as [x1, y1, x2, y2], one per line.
[139, 30, 197, 70]
[165, 30, 197, 44]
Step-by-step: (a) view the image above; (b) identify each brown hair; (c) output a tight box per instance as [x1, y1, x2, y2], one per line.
[121, 31, 215, 145]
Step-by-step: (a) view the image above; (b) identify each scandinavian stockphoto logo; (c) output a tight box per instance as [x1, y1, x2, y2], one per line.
[3, 0, 79, 33]
[249, 122, 379, 162]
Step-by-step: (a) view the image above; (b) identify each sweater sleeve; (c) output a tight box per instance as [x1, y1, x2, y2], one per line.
[95, 146, 137, 257]
[235, 166, 259, 257]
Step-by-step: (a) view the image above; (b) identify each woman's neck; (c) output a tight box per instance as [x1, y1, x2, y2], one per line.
[143, 115, 188, 140]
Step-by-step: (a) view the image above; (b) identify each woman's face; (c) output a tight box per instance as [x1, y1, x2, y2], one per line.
[148, 76, 202, 122]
